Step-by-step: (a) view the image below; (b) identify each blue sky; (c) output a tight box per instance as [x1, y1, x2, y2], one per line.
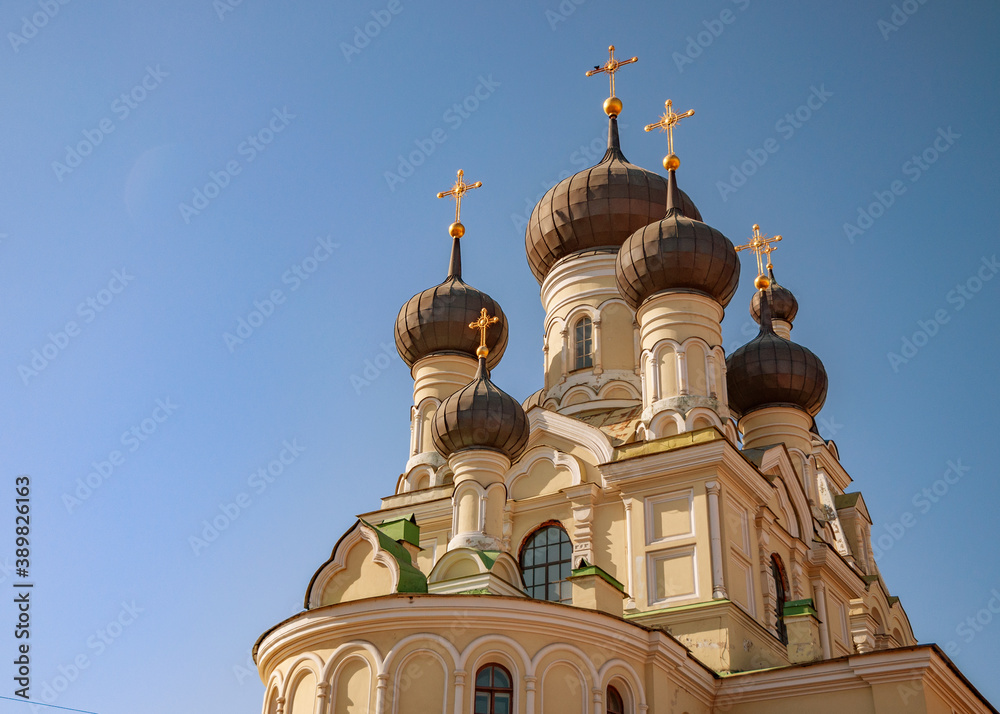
[0, 1, 997, 712]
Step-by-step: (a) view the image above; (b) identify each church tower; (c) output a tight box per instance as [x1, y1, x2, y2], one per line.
[253, 44, 994, 714]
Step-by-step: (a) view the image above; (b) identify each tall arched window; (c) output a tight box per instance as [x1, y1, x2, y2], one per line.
[475, 664, 513, 714]
[574, 316, 594, 369]
[607, 685, 625, 714]
[520, 524, 573, 603]
[771, 554, 789, 645]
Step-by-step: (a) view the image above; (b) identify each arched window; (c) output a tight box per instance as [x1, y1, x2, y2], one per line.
[520, 524, 573, 603]
[607, 685, 625, 714]
[771, 554, 788, 645]
[574, 316, 594, 369]
[475, 664, 513, 714]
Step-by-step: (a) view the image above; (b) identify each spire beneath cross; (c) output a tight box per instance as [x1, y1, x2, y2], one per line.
[585, 45, 638, 117]
[736, 224, 783, 289]
[437, 169, 483, 238]
[644, 99, 695, 171]
[469, 308, 500, 359]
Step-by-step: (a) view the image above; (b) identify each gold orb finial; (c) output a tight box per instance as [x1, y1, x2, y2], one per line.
[663, 154, 680, 171]
[586, 45, 637, 115]
[476, 345, 489, 358]
[449, 221, 465, 238]
[754, 273, 771, 290]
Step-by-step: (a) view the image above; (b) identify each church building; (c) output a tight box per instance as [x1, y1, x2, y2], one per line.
[252, 47, 996, 714]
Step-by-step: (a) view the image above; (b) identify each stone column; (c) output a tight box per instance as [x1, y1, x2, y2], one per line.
[448, 450, 511, 551]
[454, 670, 467, 714]
[812, 579, 832, 659]
[706, 482, 728, 599]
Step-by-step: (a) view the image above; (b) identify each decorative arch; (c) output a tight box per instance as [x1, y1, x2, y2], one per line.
[458, 634, 531, 680]
[505, 446, 583, 501]
[648, 410, 683, 439]
[598, 659, 647, 712]
[390, 648, 449, 714]
[685, 407, 721, 432]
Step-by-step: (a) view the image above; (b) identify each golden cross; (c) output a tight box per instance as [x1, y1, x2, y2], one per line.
[585, 45, 638, 100]
[436, 169, 482, 225]
[644, 99, 696, 158]
[469, 308, 499, 358]
[735, 224, 782, 278]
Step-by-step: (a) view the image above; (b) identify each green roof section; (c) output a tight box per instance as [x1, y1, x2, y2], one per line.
[624, 599, 731, 619]
[570, 560, 625, 591]
[359, 519, 427, 594]
[477, 550, 500, 570]
[376, 514, 420, 547]
[783, 599, 817, 617]
[835, 493, 862, 509]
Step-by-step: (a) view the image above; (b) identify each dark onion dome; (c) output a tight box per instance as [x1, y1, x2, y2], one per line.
[395, 235, 507, 369]
[616, 169, 740, 309]
[750, 266, 798, 325]
[525, 116, 702, 284]
[726, 289, 828, 417]
[431, 356, 529, 461]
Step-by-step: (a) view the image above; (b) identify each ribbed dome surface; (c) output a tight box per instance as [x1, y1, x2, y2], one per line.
[726, 292, 827, 417]
[616, 171, 739, 309]
[750, 268, 798, 324]
[394, 237, 507, 369]
[431, 360, 529, 461]
[525, 117, 701, 284]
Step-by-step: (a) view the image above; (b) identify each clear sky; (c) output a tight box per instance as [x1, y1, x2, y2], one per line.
[0, 1, 997, 712]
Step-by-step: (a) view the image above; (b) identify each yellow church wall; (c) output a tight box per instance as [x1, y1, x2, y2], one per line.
[544, 324, 563, 390]
[386, 650, 450, 714]
[539, 661, 587, 714]
[288, 670, 316, 714]
[600, 302, 636, 372]
[592, 499, 627, 586]
[332, 656, 375, 713]
[723, 688, 876, 714]
[319, 538, 395, 606]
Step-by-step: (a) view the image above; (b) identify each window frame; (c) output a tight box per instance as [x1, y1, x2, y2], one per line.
[519, 523, 574, 604]
[606, 684, 625, 714]
[572, 315, 594, 370]
[771, 554, 789, 645]
[474, 663, 514, 714]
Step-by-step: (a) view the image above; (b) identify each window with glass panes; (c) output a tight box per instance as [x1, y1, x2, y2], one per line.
[519, 524, 573, 603]
[574, 316, 594, 369]
[607, 685, 625, 714]
[474, 664, 513, 714]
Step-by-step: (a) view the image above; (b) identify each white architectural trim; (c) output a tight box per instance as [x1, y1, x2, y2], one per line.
[526, 406, 614, 464]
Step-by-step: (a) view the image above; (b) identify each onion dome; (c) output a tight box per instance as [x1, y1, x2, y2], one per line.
[616, 169, 740, 309]
[431, 352, 529, 462]
[525, 116, 702, 284]
[726, 288, 828, 417]
[750, 266, 798, 325]
[395, 231, 508, 370]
